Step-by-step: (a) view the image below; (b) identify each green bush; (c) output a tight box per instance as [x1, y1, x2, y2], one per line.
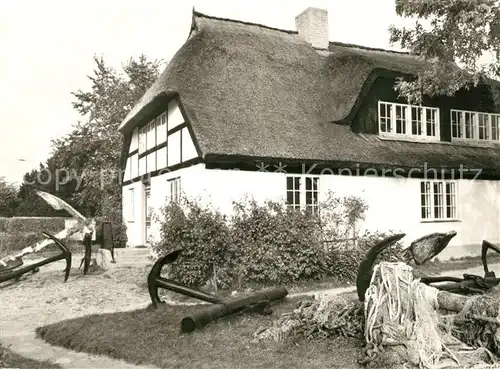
[152, 192, 372, 289]
[324, 230, 405, 283]
[0, 217, 67, 256]
[151, 199, 233, 288]
[230, 199, 329, 285]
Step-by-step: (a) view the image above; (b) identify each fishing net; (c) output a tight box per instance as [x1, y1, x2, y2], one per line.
[253, 261, 500, 369]
[252, 294, 364, 343]
[362, 261, 500, 368]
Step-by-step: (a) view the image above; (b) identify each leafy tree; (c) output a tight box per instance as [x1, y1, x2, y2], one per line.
[15, 55, 161, 240]
[47, 54, 162, 246]
[15, 165, 68, 217]
[0, 177, 19, 217]
[389, 0, 500, 104]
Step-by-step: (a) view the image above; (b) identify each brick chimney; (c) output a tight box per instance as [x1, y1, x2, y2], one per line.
[295, 7, 329, 49]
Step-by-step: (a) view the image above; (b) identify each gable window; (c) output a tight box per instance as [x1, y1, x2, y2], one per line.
[146, 121, 156, 151]
[286, 176, 319, 215]
[420, 180, 458, 221]
[378, 101, 440, 141]
[451, 109, 500, 142]
[168, 177, 181, 203]
[156, 113, 167, 145]
[138, 126, 147, 154]
[425, 108, 438, 137]
[478, 113, 489, 140]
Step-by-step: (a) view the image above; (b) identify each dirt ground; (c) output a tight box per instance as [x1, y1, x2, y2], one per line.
[0, 260, 152, 327]
[3, 255, 500, 368]
[0, 260, 160, 369]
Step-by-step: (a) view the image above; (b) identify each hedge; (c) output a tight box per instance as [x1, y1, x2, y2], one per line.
[0, 217, 66, 234]
[0, 231, 48, 256]
[151, 192, 404, 289]
[0, 217, 67, 256]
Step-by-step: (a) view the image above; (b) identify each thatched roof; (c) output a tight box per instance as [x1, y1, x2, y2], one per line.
[119, 10, 500, 175]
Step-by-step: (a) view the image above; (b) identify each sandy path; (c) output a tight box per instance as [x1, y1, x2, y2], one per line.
[0, 259, 160, 369]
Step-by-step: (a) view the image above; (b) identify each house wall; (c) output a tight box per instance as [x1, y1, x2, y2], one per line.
[123, 164, 287, 246]
[318, 175, 500, 260]
[122, 98, 199, 183]
[122, 164, 206, 246]
[123, 163, 500, 260]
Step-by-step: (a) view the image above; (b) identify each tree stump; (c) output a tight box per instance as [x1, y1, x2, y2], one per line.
[95, 249, 112, 271]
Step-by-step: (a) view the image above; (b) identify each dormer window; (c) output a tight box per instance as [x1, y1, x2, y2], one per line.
[451, 109, 500, 142]
[378, 101, 440, 141]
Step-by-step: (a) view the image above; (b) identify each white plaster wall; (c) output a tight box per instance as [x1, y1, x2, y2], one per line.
[318, 175, 500, 260]
[124, 163, 500, 259]
[142, 165, 286, 244]
[181, 166, 286, 215]
[136, 165, 209, 245]
[168, 100, 184, 130]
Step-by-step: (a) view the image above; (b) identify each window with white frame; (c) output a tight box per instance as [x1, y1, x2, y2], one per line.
[144, 184, 151, 239]
[305, 177, 319, 215]
[156, 113, 167, 145]
[378, 101, 440, 140]
[420, 180, 457, 221]
[286, 177, 301, 210]
[286, 176, 319, 215]
[492, 114, 500, 140]
[168, 177, 181, 203]
[451, 109, 500, 142]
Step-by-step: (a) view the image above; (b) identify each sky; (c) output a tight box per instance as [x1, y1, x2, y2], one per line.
[0, 0, 406, 185]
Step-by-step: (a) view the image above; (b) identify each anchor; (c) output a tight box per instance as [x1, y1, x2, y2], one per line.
[147, 249, 288, 333]
[0, 232, 72, 284]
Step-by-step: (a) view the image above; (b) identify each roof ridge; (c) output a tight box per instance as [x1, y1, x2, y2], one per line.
[329, 41, 411, 55]
[193, 10, 414, 56]
[192, 10, 298, 35]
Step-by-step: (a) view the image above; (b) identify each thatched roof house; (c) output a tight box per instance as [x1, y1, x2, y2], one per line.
[119, 8, 500, 178]
[119, 7, 500, 257]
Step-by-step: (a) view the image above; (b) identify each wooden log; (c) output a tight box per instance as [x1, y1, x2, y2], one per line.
[436, 288, 500, 317]
[180, 287, 288, 333]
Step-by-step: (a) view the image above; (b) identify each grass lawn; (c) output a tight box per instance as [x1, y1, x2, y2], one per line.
[36, 294, 365, 369]
[0, 343, 61, 369]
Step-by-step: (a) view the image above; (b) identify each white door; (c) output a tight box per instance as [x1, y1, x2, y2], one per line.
[144, 184, 151, 245]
